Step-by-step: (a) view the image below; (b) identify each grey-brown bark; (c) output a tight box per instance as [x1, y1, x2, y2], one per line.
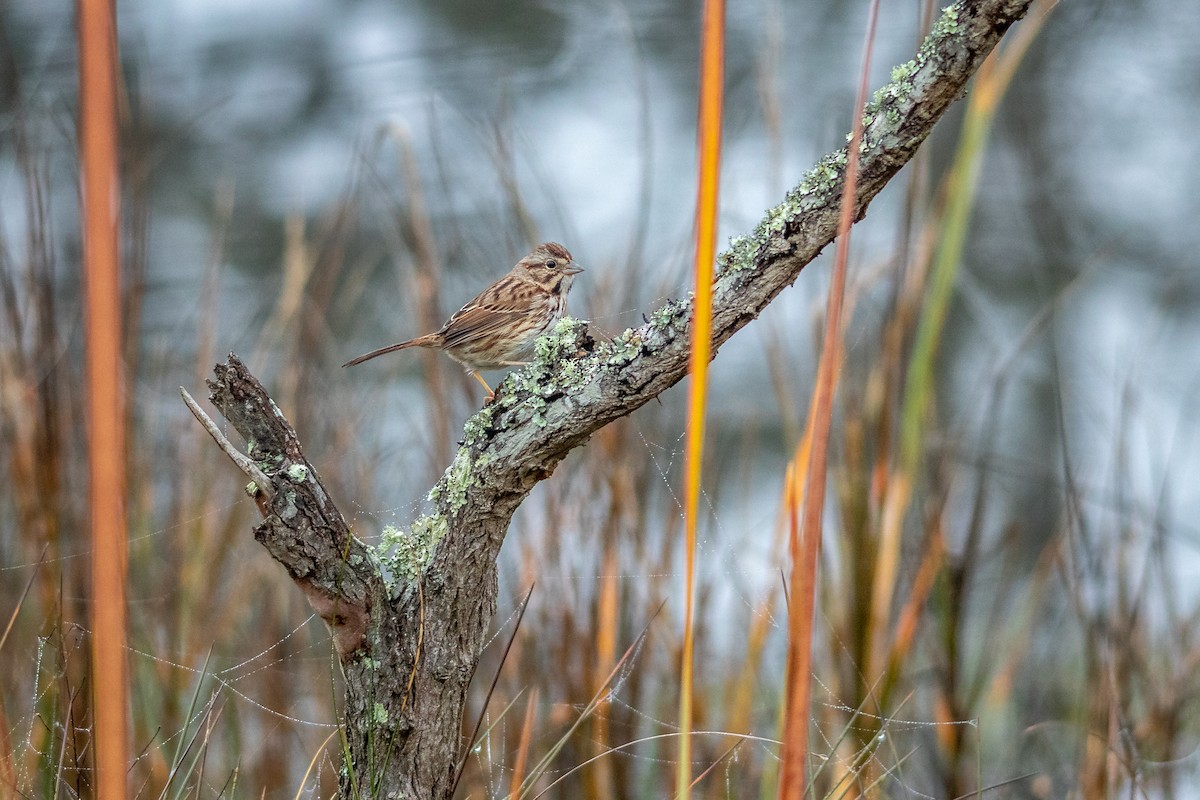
[189, 1, 1033, 796]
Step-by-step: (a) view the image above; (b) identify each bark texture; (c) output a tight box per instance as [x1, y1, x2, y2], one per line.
[195, 1, 1033, 796]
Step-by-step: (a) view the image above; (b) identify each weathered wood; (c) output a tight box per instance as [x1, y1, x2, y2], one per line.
[190, 2, 1034, 796]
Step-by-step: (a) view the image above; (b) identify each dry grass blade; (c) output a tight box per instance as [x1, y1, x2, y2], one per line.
[687, 736, 746, 790]
[0, 545, 45, 655]
[949, 772, 1041, 799]
[507, 688, 540, 799]
[779, 1, 881, 796]
[292, 730, 340, 800]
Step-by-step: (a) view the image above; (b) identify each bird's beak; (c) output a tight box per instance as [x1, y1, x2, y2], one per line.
[564, 264, 584, 276]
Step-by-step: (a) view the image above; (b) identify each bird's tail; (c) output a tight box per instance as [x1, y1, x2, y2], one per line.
[342, 333, 439, 367]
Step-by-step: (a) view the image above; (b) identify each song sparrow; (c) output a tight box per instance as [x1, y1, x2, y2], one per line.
[343, 242, 583, 397]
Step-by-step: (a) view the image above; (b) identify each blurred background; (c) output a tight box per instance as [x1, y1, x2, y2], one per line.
[3, 0, 1200, 796]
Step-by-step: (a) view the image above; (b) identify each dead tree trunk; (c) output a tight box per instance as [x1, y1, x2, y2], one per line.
[185, 1, 1033, 796]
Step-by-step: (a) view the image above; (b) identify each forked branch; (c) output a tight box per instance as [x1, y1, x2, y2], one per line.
[187, 2, 1033, 796]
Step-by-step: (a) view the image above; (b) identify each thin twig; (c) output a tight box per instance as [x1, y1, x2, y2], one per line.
[0, 543, 45, 653]
[179, 387, 274, 501]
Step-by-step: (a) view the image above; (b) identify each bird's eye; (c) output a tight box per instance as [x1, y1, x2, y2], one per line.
[544, 259, 557, 269]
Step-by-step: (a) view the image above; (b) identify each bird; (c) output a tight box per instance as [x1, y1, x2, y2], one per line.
[343, 242, 583, 398]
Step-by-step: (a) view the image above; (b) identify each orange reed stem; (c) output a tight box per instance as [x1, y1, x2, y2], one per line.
[79, 1, 128, 796]
[678, 0, 725, 796]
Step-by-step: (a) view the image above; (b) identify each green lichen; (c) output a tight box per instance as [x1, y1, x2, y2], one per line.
[711, 147, 850, 279]
[378, 524, 404, 552]
[860, 57, 919, 134]
[427, 447, 474, 507]
[528, 395, 548, 427]
[932, 3, 960, 37]
[760, 196, 795, 235]
[603, 329, 642, 367]
[285, 463, 309, 483]
[556, 355, 587, 387]
[858, 4, 964, 151]
[497, 386, 523, 409]
[378, 515, 448, 589]
[797, 150, 849, 196]
[372, 702, 388, 725]
[255, 452, 284, 472]
[890, 60, 918, 85]
[534, 318, 598, 383]
[732, 142, 844, 244]
[244, 480, 259, 497]
[720, 236, 755, 272]
[497, 316, 599, 408]
[462, 403, 494, 446]
[534, 316, 582, 362]
[440, 447, 474, 514]
[720, 229, 778, 276]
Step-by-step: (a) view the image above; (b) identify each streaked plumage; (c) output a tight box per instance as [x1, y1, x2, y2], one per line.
[343, 242, 583, 395]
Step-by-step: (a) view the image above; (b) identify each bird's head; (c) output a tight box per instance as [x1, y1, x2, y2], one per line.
[516, 242, 584, 293]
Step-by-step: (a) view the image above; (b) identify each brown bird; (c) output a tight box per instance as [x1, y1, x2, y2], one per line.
[343, 242, 583, 397]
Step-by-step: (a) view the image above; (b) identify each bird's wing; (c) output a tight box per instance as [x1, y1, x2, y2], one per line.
[438, 279, 541, 351]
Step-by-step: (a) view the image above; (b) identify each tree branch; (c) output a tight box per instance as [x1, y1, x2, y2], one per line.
[191, 2, 1033, 796]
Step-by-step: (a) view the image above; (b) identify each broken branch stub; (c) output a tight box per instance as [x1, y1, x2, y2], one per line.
[205, 354, 375, 659]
